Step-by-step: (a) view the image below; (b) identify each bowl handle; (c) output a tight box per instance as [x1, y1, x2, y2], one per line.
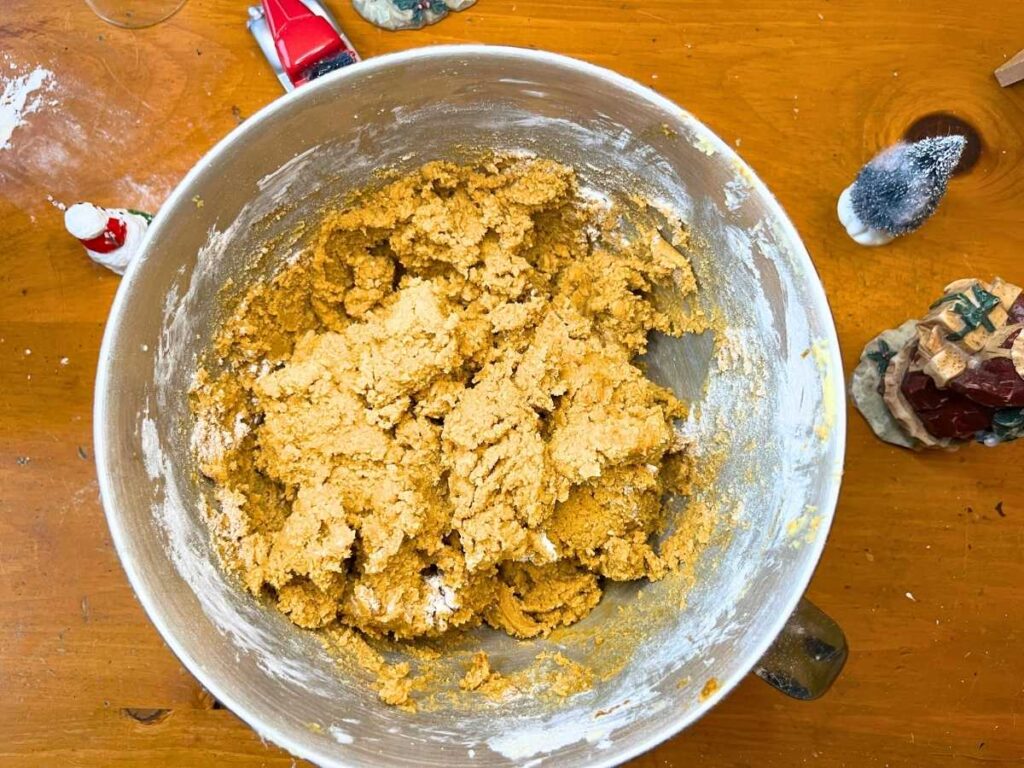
[753, 597, 848, 700]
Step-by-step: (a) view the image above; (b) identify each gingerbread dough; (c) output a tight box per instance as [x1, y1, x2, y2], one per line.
[191, 157, 705, 703]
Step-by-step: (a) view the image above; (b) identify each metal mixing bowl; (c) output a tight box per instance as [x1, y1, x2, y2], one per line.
[95, 46, 846, 767]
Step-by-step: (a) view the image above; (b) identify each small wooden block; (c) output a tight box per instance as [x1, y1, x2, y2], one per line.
[995, 48, 1024, 87]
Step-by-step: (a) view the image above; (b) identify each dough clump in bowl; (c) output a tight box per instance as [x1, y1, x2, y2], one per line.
[190, 155, 707, 700]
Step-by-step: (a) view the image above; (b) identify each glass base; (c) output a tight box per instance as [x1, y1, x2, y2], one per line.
[84, 0, 187, 28]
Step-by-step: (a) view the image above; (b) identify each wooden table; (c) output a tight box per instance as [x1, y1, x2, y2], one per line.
[2, 1, 1023, 765]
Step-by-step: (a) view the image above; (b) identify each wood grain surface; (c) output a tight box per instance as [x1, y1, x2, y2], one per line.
[2, 1, 1023, 765]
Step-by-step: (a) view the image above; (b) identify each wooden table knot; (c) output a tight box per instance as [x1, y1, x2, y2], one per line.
[121, 707, 172, 725]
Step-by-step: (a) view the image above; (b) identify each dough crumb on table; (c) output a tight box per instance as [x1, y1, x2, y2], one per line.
[190, 156, 709, 708]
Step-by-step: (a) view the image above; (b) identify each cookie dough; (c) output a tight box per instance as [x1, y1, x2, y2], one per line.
[191, 156, 705, 700]
[457, 650, 513, 699]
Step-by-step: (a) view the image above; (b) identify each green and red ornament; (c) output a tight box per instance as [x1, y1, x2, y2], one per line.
[851, 277, 1024, 449]
[352, 0, 475, 30]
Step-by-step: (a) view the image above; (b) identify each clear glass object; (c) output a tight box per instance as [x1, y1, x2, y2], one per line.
[84, 0, 188, 28]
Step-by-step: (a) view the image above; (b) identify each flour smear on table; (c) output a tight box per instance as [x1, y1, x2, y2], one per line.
[0, 57, 55, 151]
[0, 53, 177, 217]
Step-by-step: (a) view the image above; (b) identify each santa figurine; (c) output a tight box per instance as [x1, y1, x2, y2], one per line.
[64, 202, 152, 275]
[851, 277, 1024, 449]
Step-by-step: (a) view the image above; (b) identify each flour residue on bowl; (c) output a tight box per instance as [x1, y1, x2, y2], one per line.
[126, 51, 844, 768]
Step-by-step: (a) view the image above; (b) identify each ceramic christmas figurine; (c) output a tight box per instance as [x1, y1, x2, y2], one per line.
[351, 0, 474, 30]
[851, 277, 1024, 449]
[837, 136, 966, 246]
[64, 202, 152, 275]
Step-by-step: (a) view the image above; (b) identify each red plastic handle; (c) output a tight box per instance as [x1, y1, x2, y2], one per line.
[261, 0, 345, 85]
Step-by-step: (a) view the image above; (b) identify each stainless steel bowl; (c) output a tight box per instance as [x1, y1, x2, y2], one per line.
[95, 46, 846, 768]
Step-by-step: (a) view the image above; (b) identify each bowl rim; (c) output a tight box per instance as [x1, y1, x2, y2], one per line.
[94, 43, 846, 768]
